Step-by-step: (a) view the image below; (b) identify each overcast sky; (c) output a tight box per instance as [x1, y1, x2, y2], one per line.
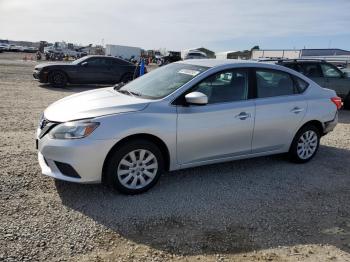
[0, 0, 349, 51]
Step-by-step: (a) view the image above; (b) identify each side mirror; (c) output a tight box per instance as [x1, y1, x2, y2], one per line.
[81, 61, 88, 67]
[185, 92, 208, 105]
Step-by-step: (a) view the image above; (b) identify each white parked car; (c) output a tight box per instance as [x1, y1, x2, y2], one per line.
[37, 60, 340, 194]
[0, 43, 9, 51]
[185, 50, 207, 60]
[9, 45, 21, 52]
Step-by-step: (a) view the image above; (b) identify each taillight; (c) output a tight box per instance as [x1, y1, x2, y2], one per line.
[331, 97, 342, 110]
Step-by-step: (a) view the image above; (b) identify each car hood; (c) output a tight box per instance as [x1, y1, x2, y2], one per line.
[35, 62, 71, 69]
[44, 87, 150, 122]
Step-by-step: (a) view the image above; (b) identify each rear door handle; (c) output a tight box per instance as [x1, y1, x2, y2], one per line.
[291, 107, 304, 114]
[235, 112, 251, 120]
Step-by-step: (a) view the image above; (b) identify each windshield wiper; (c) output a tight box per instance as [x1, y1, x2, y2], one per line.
[114, 83, 144, 98]
[113, 82, 126, 90]
[129, 91, 143, 97]
[117, 89, 134, 97]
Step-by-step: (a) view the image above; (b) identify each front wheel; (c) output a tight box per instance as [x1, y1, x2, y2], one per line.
[105, 140, 164, 194]
[48, 71, 67, 87]
[289, 125, 320, 163]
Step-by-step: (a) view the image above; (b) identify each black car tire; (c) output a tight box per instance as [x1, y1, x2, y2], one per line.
[48, 71, 68, 87]
[289, 124, 320, 163]
[105, 139, 164, 195]
[343, 93, 350, 110]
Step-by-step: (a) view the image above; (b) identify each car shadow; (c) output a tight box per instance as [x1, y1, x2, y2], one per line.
[39, 83, 112, 93]
[338, 109, 350, 124]
[55, 145, 350, 256]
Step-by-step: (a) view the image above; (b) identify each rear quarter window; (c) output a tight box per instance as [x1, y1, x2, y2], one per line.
[293, 76, 309, 93]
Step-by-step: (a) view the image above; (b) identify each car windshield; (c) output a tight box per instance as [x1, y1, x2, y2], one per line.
[118, 63, 209, 99]
[71, 56, 88, 65]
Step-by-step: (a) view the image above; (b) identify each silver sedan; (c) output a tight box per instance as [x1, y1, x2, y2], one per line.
[37, 60, 340, 194]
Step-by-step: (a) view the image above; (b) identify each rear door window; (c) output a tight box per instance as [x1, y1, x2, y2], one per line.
[256, 69, 296, 98]
[112, 58, 131, 66]
[283, 63, 303, 73]
[87, 58, 111, 66]
[301, 63, 323, 78]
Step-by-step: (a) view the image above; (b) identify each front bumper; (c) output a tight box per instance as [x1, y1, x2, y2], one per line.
[33, 69, 48, 83]
[37, 134, 115, 183]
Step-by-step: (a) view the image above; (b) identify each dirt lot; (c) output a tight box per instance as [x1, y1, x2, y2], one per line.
[0, 53, 350, 262]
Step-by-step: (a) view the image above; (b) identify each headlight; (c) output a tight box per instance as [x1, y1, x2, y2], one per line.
[49, 121, 99, 139]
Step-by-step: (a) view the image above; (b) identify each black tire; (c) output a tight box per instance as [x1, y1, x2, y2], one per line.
[48, 71, 67, 87]
[105, 139, 164, 194]
[120, 73, 133, 83]
[343, 94, 350, 110]
[289, 124, 321, 163]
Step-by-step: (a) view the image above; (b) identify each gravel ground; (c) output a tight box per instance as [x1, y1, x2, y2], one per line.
[0, 52, 350, 261]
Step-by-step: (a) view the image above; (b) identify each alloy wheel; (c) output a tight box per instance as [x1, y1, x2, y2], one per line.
[53, 73, 64, 85]
[117, 149, 158, 189]
[297, 130, 318, 160]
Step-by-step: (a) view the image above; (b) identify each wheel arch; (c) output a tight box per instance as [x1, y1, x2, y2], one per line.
[102, 133, 171, 183]
[289, 119, 324, 151]
[299, 120, 324, 135]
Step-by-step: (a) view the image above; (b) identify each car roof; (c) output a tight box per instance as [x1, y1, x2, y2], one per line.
[261, 59, 327, 64]
[280, 60, 323, 64]
[178, 59, 278, 68]
[177, 59, 314, 83]
[85, 55, 117, 59]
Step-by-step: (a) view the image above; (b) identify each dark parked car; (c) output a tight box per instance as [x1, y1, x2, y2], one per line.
[162, 51, 182, 64]
[272, 59, 350, 109]
[33, 55, 140, 87]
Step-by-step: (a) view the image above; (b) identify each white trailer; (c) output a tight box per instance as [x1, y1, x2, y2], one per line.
[215, 51, 237, 59]
[105, 44, 141, 61]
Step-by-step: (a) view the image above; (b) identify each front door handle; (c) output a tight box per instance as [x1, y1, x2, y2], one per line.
[291, 107, 304, 114]
[235, 112, 251, 120]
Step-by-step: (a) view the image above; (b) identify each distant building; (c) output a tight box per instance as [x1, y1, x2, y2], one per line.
[252, 49, 301, 60]
[301, 49, 350, 57]
[252, 48, 350, 62]
[215, 50, 252, 60]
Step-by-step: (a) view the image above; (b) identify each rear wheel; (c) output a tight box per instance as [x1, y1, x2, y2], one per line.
[105, 139, 164, 194]
[289, 125, 320, 163]
[48, 71, 67, 87]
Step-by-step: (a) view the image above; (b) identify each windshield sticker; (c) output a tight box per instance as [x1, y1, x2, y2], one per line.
[178, 69, 200, 76]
